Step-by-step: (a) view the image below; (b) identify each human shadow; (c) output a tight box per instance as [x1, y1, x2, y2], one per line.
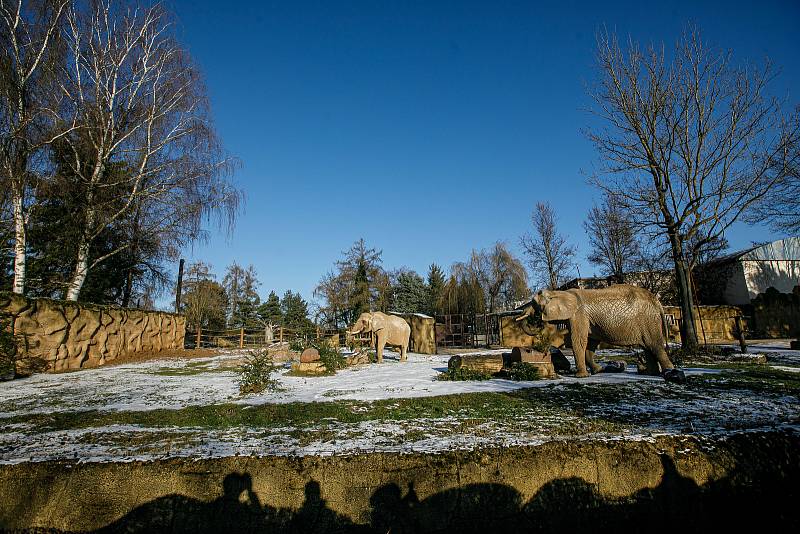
[91, 443, 797, 534]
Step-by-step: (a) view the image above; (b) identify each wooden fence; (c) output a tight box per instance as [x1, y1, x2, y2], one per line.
[186, 325, 372, 350]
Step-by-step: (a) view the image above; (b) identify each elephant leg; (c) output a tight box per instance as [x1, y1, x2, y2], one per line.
[650, 341, 674, 373]
[376, 333, 386, 363]
[568, 316, 591, 378]
[400, 342, 408, 361]
[586, 339, 602, 374]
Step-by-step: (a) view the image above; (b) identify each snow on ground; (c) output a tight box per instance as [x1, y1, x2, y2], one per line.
[0, 349, 716, 416]
[1, 344, 798, 464]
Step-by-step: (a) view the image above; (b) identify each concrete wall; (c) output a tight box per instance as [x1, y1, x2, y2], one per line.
[662, 305, 744, 342]
[392, 313, 436, 354]
[0, 433, 796, 532]
[0, 292, 186, 374]
[743, 260, 800, 302]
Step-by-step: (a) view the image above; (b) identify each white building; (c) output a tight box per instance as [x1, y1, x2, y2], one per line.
[696, 237, 800, 305]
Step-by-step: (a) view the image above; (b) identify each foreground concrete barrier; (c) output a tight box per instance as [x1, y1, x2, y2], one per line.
[0, 432, 796, 532]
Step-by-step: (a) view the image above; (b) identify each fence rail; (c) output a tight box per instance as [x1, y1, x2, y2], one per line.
[185, 325, 373, 350]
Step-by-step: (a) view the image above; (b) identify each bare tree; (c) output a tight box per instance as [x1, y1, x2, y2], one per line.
[586, 27, 799, 350]
[520, 201, 576, 290]
[57, 0, 240, 301]
[746, 109, 800, 233]
[181, 261, 227, 333]
[0, 0, 70, 294]
[469, 242, 528, 312]
[583, 194, 638, 282]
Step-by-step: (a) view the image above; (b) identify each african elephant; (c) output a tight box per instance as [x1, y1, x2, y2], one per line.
[517, 285, 674, 377]
[347, 312, 411, 363]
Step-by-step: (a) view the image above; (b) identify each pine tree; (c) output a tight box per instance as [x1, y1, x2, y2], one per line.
[282, 290, 313, 334]
[393, 270, 428, 313]
[257, 291, 283, 325]
[223, 263, 261, 328]
[426, 263, 445, 315]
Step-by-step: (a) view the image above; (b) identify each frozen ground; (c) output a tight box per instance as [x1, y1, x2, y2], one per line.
[1, 344, 798, 464]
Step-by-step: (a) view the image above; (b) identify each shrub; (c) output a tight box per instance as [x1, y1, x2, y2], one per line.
[316, 344, 347, 373]
[237, 350, 281, 395]
[288, 338, 305, 352]
[437, 367, 493, 381]
[506, 362, 541, 381]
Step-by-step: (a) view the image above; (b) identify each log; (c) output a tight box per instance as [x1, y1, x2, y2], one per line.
[447, 354, 504, 374]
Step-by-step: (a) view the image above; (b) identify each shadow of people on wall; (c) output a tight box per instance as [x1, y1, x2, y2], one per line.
[287, 480, 365, 534]
[91, 441, 798, 534]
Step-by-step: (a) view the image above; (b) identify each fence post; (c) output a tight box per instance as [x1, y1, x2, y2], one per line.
[279, 327, 283, 343]
[735, 316, 747, 354]
[316, 325, 320, 341]
[196, 327, 201, 349]
[240, 327, 245, 349]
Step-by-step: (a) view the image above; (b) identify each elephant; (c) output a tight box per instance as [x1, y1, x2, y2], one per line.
[347, 312, 411, 363]
[517, 284, 674, 378]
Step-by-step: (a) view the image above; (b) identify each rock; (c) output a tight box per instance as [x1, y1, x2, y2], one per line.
[346, 352, 371, 366]
[600, 360, 627, 373]
[790, 340, 800, 350]
[300, 348, 320, 363]
[291, 361, 326, 374]
[550, 348, 571, 373]
[663, 368, 686, 384]
[270, 351, 291, 363]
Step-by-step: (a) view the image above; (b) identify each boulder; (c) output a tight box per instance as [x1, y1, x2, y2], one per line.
[291, 361, 326, 374]
[300, 348, 320, 363]
[346, 352, 371, 366]
[550, 348, 572, 373]
[270, 351, 292, 363]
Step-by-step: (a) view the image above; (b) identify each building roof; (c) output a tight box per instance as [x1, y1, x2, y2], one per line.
[705, 237, 800, 265]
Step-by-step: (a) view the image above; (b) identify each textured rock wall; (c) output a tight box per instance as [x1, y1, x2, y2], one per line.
[0, 292, 186, 373]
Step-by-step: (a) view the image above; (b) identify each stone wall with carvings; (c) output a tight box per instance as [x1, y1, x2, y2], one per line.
[0, 292, 186, 374]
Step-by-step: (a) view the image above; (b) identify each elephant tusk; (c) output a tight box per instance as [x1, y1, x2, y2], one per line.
[515, 311, 531, 322]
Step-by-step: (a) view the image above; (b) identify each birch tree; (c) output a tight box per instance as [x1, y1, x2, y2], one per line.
[0, 0, 70, 294]
[57, 0, 239, 301]
[587, 27, 799, 350]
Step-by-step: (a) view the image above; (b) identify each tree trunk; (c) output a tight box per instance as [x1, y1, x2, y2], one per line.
[667, 231, 699, 351]
[65, 238, 91, 301]
[12, 190, 26, 294]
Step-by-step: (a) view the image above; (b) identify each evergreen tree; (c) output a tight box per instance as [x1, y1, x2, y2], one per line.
[257, 291, 283, 325]
[392, 269, 428, 313]
[426, 263, 446, 315]
[282, 290, 313, 334]
[223, 263, 261, 328]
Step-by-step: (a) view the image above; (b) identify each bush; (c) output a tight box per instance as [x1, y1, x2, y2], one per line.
[237, 350, 281, 395]
[506, 362, 541, 381]
[437, 367, 493, 381]
[288, 338, 305, 352]
[316, 344, 347, 372]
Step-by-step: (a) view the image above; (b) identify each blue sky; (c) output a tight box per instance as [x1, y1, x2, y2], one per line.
[169, 0, 800, 306]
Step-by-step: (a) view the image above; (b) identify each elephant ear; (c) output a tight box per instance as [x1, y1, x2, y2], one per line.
[370, 313, 384, 331]
[542, 292, 578, 321]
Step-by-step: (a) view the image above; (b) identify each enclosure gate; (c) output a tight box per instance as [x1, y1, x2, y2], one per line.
[434, 313, 500, 349]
